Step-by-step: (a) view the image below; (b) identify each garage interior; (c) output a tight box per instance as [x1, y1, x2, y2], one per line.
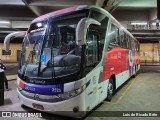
[0, 0, 160, 120]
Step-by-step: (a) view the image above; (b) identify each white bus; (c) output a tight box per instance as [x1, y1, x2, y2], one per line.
[10, 6, 140, 117]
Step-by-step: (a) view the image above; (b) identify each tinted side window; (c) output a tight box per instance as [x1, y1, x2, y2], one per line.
[126, 35, 130, 49]
[86, 30, 99, 66]
[136, 42, 140, 51]
[119, 29, 127, 48]
[108, 24, 119, 51]
[89, 9, 108, 59]
[129, 36, 132, 50]
[135, 41, 139, 51]
[131, 39, 135, 50]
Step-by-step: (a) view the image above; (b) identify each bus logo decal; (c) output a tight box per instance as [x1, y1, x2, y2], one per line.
[23, 83, 64, 95]
[129, 50, 134, 67]
[128, 50, 135, 76]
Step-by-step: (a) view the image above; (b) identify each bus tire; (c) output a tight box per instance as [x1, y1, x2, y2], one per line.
[133, 65, 137, 77]
[106, 78, 114, 101]
[21, 104, 27, 108]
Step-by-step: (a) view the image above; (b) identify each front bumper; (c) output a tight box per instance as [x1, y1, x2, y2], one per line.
[17, 89, 86, 118]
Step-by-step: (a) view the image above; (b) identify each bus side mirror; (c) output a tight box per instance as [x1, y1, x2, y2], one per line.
[76, 18, 101, 46]
[4, 31, 26, 52]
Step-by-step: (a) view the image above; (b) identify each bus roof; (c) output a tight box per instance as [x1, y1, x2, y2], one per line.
[32, 6, 88, 23]
[32, 5, 138, 43]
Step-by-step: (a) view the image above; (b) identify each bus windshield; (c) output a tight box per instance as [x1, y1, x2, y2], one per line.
[25, 26, 46, 64]
[19, 10, 88, 84]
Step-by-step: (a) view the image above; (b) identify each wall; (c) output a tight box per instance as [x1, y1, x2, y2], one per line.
[140, 43, 160, 63]
[0, 43, 21, 63]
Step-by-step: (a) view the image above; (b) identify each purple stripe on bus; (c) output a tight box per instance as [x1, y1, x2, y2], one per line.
[23, 83, 64, 95]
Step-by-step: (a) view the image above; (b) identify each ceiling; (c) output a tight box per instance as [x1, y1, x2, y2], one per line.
[113, 0, 159, 43]
[0, 0, 159, 43]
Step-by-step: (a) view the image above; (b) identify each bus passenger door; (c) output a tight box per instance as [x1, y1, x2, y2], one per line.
[84, 29, 102, 111]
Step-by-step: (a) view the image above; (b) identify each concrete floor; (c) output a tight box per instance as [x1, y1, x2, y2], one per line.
[4, 63, 18, 75]
[1, 65, 160, 120]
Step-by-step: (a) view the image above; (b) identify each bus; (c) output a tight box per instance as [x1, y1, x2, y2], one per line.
[6, 5, 140, 117]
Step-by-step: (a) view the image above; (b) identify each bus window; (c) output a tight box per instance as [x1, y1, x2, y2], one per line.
[89, 9, 108, 59]
[86, 29, 99, 66]
[134, 41, 136, 51]
[136, 42, 140, 51]
[119, 29, 127, 48]
[126, 35, 130, 49]
[138, 42, 139, 51]
[124, 33, 128, 48]
[135, 41, 139, 51]
[89, 9, 107, 24]
[108, 24, 119, 51]
[128, 36, 132, 50]
[131, 39, 135, 51]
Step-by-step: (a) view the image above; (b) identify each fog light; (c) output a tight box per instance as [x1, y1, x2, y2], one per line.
[73, 106, 79, 113]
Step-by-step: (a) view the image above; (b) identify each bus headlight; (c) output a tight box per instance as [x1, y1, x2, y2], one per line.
[57, 86, 84, 99]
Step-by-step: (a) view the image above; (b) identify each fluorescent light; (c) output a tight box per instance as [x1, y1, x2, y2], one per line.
[131, 22, 147, 25]
[0, 21, 10, 24]
[152, 23, 160, 25]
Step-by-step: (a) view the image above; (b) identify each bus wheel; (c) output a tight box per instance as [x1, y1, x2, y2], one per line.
[106, 78, 114, 101]
[133, 66, 137, 77]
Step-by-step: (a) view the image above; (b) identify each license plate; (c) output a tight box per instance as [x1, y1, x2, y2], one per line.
[32, 103, 44, 110]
